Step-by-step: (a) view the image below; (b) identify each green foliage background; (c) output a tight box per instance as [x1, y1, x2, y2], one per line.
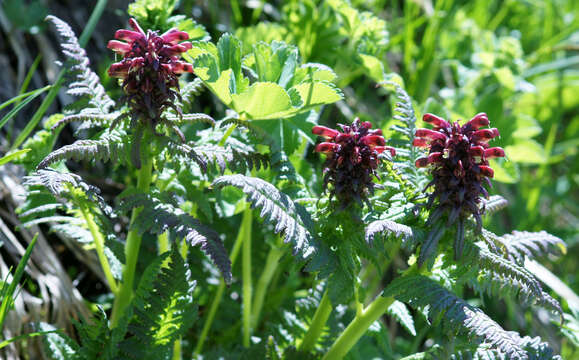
[0, 0, 577, 358]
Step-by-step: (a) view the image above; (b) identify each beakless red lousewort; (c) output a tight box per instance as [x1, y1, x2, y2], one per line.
[313, 118, 396, 208]
[413, 112, 505, 259]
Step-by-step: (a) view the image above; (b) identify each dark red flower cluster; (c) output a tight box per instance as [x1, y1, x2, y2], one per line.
[108, 18, 193, 125]
[313, 118, 395, 207]
[413, 112, 505, 258]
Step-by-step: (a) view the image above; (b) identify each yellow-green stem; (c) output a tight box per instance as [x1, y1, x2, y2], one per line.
[251, 244, 284, 328]
[242, 208, 253, 347]
[110, 152, 153, 327]
[322, 295, 395, 359]
[194, 205, 248, 355]
[80, 205, 117, 293]
[298, 290, 332, 352]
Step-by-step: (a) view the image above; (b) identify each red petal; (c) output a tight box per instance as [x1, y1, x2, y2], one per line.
[423, 113, 450, 128]
[128, 18, 145, 35]
[375, 146, 396, 157]
[312, 126, 339, 139]
[171, 61, 194, 74]
[484, 147, 505, 159]
[428, 152, 443, 163]
[160, 44, 190, 57]
[361, 135, 386, 147]
[107, 40, 131, 55]
[469, 145, 484, 157]
[465, 112, 489, 130]
[473, 129, 498, 142]
[415, 129, 447, 141]
[360, 121, 373, 129]
[108, 62, 130, 77]
[412, 138, 428, 147]
[479, 165, 494, 178]
[415, 157, 429, 168]
[161, 28, 190, 44]
[315, 142, 340, 153]
[115, 29, 143, 42]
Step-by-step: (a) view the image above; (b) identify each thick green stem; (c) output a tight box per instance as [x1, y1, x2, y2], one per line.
[194, 206, 248, 355]
[251, 244, 284, 328]
[110, 152, 153, 327]
[298, 290, 332, 352]
[79, 205, 117, 293]
[241, 208, 253, 347]
[323, 295, 395, 359]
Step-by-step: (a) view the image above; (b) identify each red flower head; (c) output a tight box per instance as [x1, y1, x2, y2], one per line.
[313, 118, 396, 207]
[107, 18, 193, 126]
[413, 113, 505, 260]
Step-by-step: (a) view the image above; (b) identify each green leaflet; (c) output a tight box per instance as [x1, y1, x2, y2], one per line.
[185, 34, 343, 120]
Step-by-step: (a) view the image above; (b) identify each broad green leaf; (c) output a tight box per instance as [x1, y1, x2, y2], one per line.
[292, 63, 338, 84]
[291, 81, 343, 108]
[170, 15, 210, 41]
[187, 41, 218, 59]
[232, 82, 294, 120]
[193, 54, 233, 105]
[505, 139, 547, 164]
[217, 34, 247, 94]
[251, 41, 298, 88]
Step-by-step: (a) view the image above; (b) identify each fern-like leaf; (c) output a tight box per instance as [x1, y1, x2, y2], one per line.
[37, 131, 127, 170]
[120, 249, 197, 359]
[365, 219, 414, 246]
[166, 113, 215, 127]
[51, 113, 121, 131]
[212, 175, 314, 257]
[381, 81, 426, 190]
[481, 195, 509, 215]
[120, 193, 231, 283]
[463, 244, 562, 316]
[47, 16, 114, 113]
[384, 275, 529, 359]
[499, 231, 565, 264]
[23, 169, 110, 213]
[193, 144, 269, 174]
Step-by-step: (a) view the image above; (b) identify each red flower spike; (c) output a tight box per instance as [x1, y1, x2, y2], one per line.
[423, 113, 450, 128]
[107, 18, 193, 128]
[412, 113, 505, 262]
[313, 119, 394, 207]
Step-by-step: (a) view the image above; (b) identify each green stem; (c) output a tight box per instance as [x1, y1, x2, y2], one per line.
[218, 123, 237, 147]
[110, 151, 153, 327]
[194, 206, 248, 355]
[251, 244, 284, 329]
[298, 290, 332, 352]
[242, 207, 253, 348]
[79, 204, 117, 293]
[322, 295, 395, 360]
